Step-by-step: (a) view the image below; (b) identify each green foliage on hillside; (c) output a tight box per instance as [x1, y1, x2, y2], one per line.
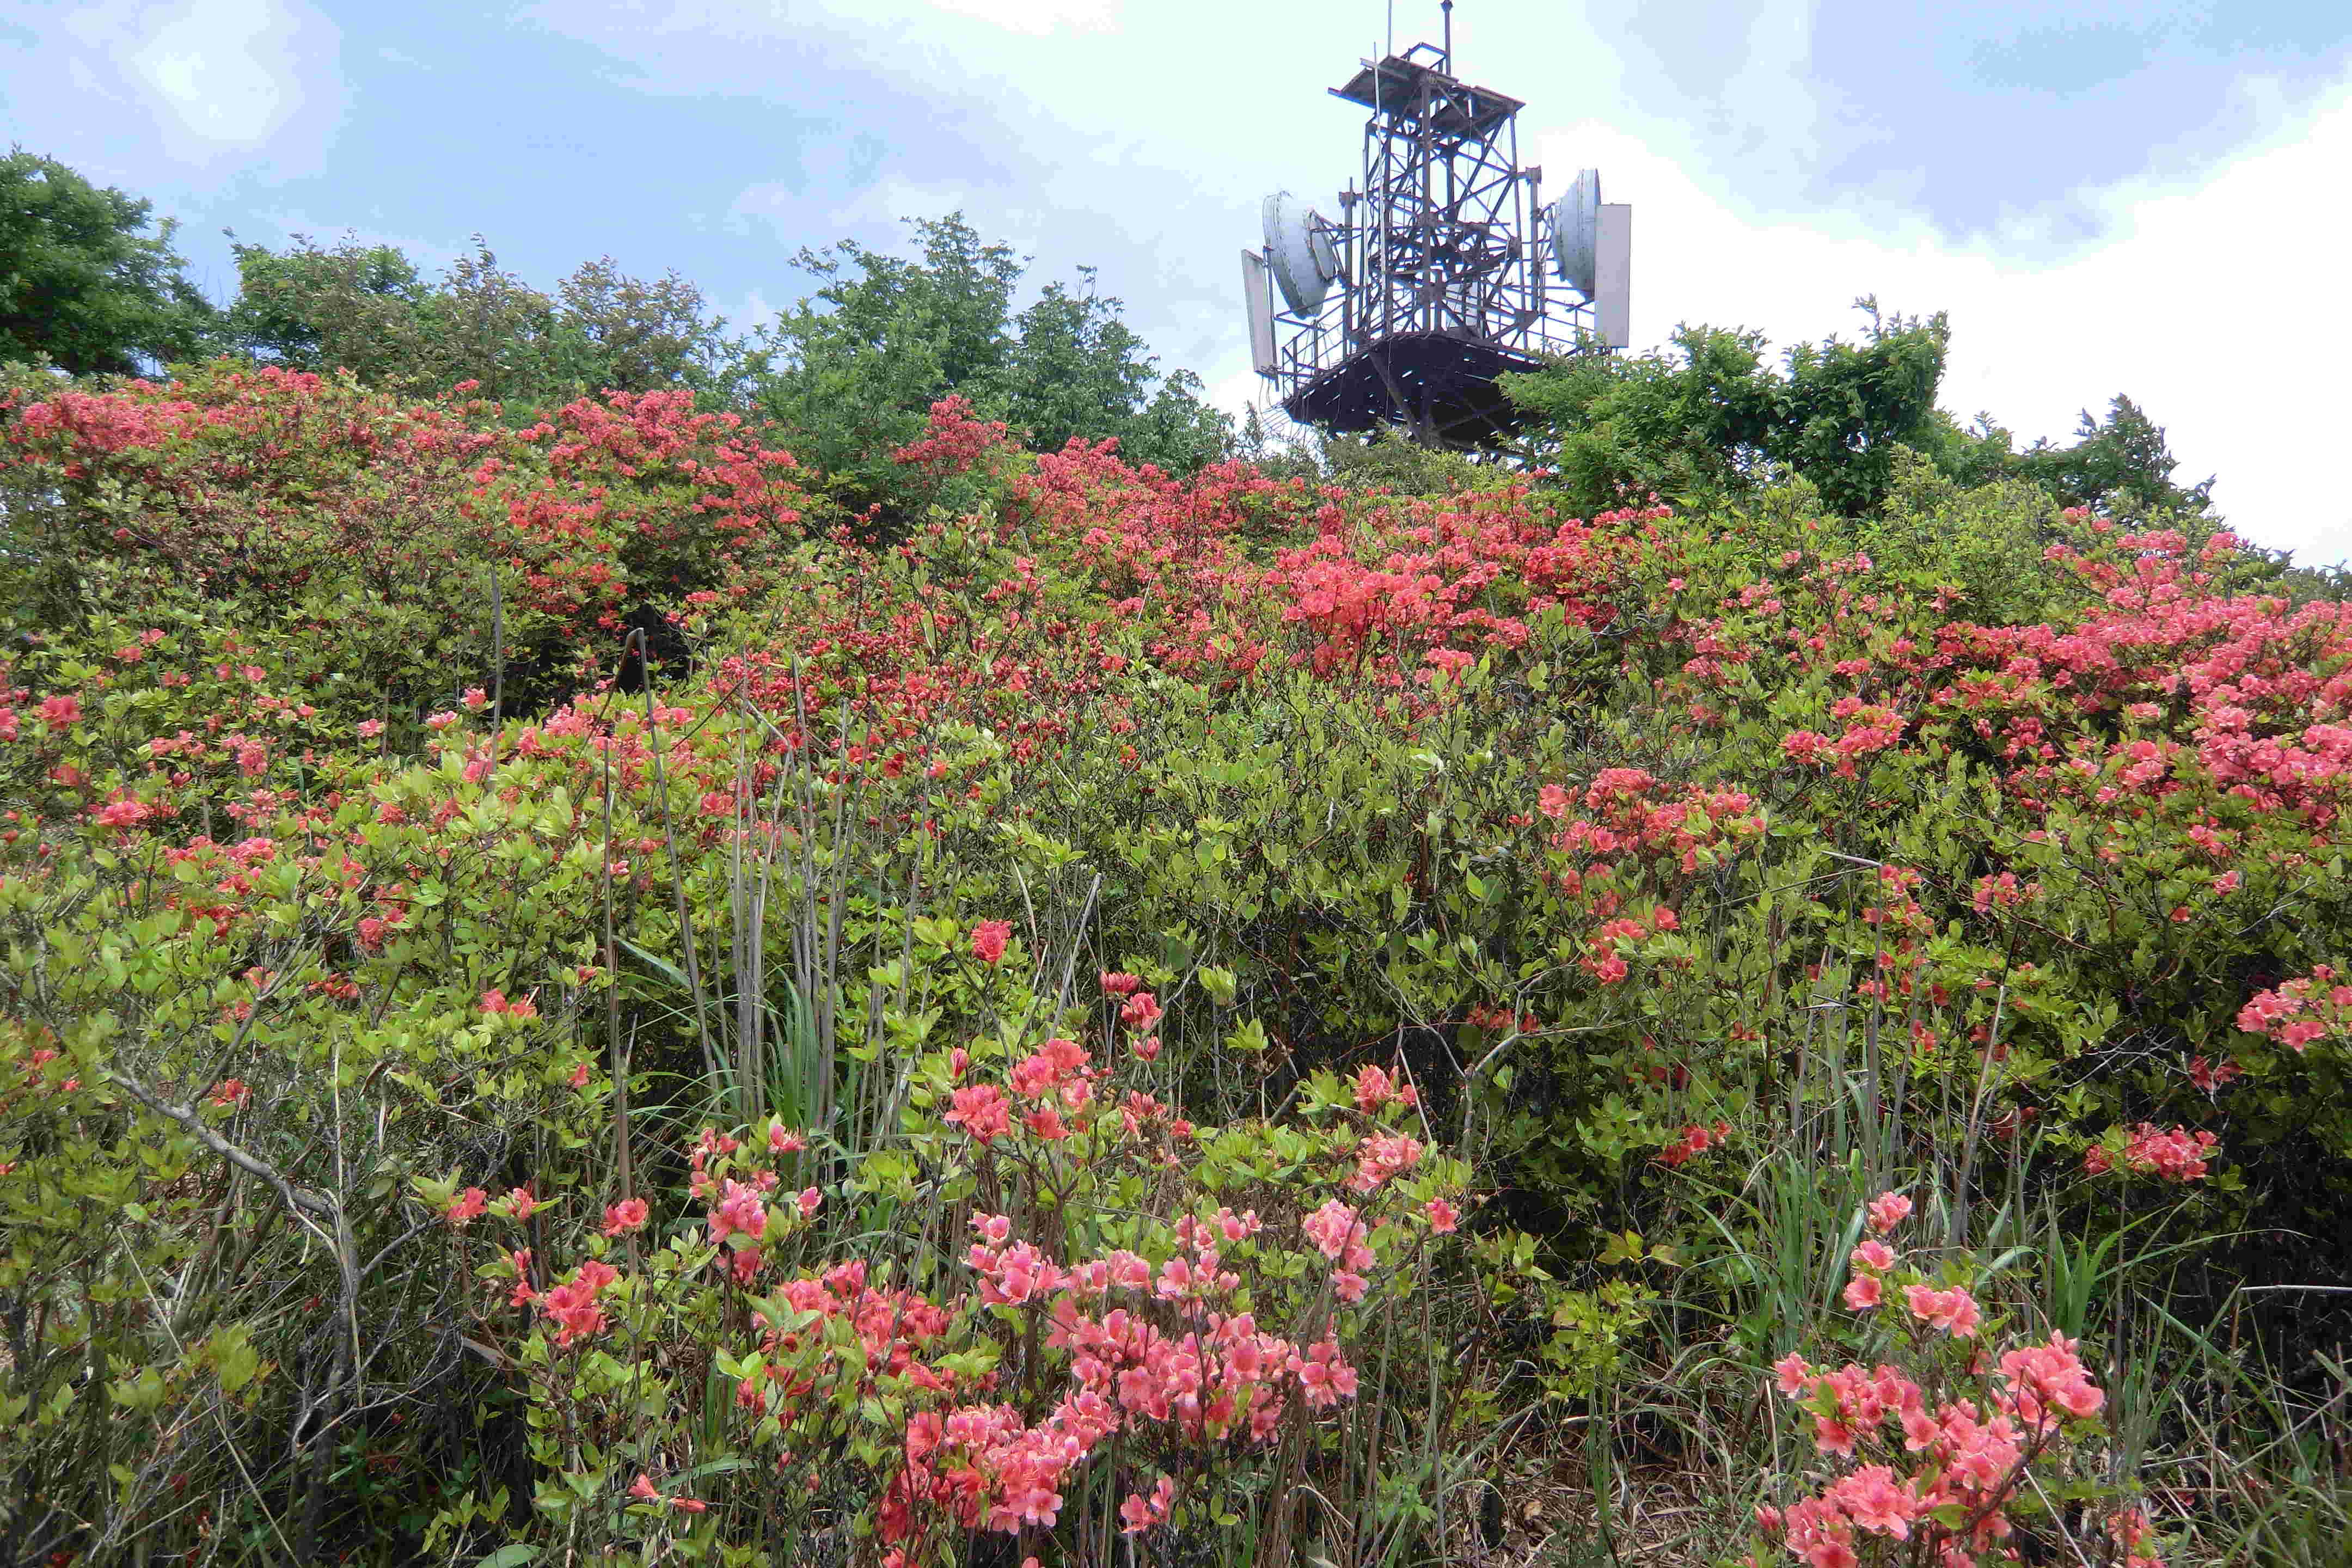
[2016, 393, 2216, 517]
[4, 150, 2348, 1568]
[201, 211, 1230, 512]
[754, 215, 1229, 503]
[1503, 303, 2223, 538]
[1501, 301, 1950, 517]
[223, 234, 741, 406]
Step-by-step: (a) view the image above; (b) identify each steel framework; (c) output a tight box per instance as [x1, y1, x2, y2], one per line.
[1268, 32, 1596, 449]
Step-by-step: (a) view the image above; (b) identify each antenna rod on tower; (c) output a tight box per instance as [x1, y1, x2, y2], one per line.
[1442, 1, 1453, 71]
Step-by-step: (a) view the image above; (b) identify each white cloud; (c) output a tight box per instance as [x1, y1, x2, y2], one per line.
[39, 0, 341, 169]
[1527, 73, 2352, 567]
[134, 0, 290, 145]
[921, 0, 1117, 36]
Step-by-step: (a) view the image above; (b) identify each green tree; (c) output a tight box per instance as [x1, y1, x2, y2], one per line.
[997, 271, 1228, 472]
[421, 240, 558, 401]
[1502, 299, 1949, 517]
[750, 215, 1026, 495]
[1910, 407, 2020, 491]
[228, 234, 560, 399]
[1322, 426, 1492, 494]
[752, 214, 1228, 503]
[225, 233, 438, 384]
[2014, 394, 2212, 519]
[224, 236, 744, 408]
[1500, 321, 1780, 508]
[0, 150, 214, 373]
[1771, 301, 1948, 514]
[549, 256, 737, 396]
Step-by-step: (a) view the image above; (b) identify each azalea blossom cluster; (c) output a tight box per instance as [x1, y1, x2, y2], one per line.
[441, 1184, 633, 1348]
[948, 1030, 1105, 1145]
[1685, 522, 2352, 834]
[1007, 437, 1652, 690]
[525, 1257, 620, 1347]
[890, 395, 1015, 480]
[2237, 966, 2350, 1055]
[876, 1199, 1386, 1545]
[472, 969, 1466, 1559]
[1342, 1063, 1428, 1193]
[681, 1122, 822, 1285]
[1757, 1192, 2143, 1568]
[1657, 1119, 1731, 1168]
[2084, 1123, 2219, 1183]
[934, 969, 1189, 1147]
[1539, 768, 1763, 991]
[1542, 768, 1766, 880]
[726, 1259, 971, 1483]
[1779, 699, 1909, 780]
[892, 1193, 1385, 1543]
[1628, 516, 2352, 1163]
[3, 369, 813, 649]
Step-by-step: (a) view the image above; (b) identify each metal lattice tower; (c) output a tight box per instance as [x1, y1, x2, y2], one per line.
[1245, 9, 1629, 450]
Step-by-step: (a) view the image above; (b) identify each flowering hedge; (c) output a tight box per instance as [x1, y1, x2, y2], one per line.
[1753, 1193, 2154, 1568]
[443, 947, 1471, 1562]
[0, 364, 2342, 1564]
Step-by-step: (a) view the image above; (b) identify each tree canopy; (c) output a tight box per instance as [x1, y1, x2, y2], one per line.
[215, 208, 1232, 503]
[751, 215, 1229, 502]
[223, 234, 738, 407]
[1500, 301, 2226, 542]
[1500, 300, 1950, 518]
[0, 149, 214, 375]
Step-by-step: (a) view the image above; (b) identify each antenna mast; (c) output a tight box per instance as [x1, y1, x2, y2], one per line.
[1240, 13, 1633, 449]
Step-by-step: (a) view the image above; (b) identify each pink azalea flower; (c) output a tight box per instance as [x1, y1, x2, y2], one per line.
[945, 1083, 1012, 1144]
[970, 919, 1012, 964]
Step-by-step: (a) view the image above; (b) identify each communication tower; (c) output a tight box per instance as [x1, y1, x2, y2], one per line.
[1243, 3, 1631, 449]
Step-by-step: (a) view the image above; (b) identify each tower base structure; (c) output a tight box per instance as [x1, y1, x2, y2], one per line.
[1281, 330, 1553, 450]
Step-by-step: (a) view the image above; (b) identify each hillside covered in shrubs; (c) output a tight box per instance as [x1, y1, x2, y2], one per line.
[3, 155, 2350, 1568]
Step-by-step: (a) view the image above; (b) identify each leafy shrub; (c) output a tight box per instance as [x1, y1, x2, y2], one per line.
[443, 942, 1475, 1564]
[4, 358, 2349, 1567]
[1, 363, 821, 716]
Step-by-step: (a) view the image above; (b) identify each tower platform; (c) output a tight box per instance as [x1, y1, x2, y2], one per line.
[1281, 330, 1551, 449]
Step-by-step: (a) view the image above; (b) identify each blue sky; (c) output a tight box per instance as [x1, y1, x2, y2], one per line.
[6, 0, 2349, 564]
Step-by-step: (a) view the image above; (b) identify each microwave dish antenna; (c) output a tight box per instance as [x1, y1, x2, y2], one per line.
[1552, 168, 1602, 298]
[1263, 192, 1343, 315]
